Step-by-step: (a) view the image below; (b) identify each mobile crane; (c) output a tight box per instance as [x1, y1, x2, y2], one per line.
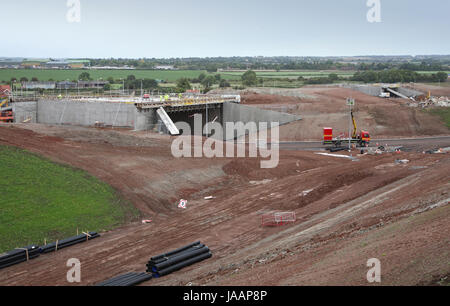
[323, 110, 370, 148]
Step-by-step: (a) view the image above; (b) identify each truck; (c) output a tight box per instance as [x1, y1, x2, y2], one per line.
[0, 107, 14, 123]
[0, 97, 13, 123]
[323, 111, 370, 147]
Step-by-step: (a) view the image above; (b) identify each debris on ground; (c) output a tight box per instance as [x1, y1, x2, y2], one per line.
[315, 152, 357, 160]
[366, 145, 403, 155]
[409, 96, 450, 108]
[300, 189, 314, 197]
[424, 147, 450, 154]
[178, 199, 188, 209]
[395, 159, 410, 165]
[249, 179, 272, 186]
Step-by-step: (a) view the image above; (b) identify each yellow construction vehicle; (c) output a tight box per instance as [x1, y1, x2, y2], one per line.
[0, 97, 14, 123]
[0, 96, 9, 108]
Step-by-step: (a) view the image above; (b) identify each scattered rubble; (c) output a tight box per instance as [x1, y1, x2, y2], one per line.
[424, 147, 450, 154]
[409, 96, 450, 108]
[366, 145, 403, 155]
[395, 159, 410, 165]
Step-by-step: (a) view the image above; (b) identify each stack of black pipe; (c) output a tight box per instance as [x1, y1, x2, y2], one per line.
[40, 232, 100, 254]
[147, 241, 212, 278]
[96, 272, 152, 286]
[327, 147, 347, 153]
[0, 245, 40, 270]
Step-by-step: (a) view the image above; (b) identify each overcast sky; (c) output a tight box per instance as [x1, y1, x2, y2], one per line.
[2, 0, 449, 58]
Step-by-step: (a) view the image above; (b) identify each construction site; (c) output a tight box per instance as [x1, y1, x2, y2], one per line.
[0, 82, 449, 286]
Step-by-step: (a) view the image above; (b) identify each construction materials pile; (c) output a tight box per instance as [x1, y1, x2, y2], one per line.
[365, 145, 403, 155]
[409, 96, 450, 108]
[40, 232, 100, 253]
[0, 232, 100, 270]
[96, 272, 152, 287]
[0, 245, 40, 270]
[147, 241, 212, 278]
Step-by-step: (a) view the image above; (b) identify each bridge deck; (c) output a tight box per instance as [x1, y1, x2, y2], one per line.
[135, 97, 239, 110]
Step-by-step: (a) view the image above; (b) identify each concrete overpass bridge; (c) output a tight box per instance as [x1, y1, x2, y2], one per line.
[13, 94, 301, 140]
[134, 95, 240, 136]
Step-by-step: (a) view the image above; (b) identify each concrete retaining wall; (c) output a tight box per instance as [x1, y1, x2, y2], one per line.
[344, 84, 423, 98]
[397, 87, 423, 97]
[135, 109, 158, 131]
[37, 99, 136, 127]
[13, 101, 37, 123]
[222, 102, 301, 140]
[344, 84, 382, 96]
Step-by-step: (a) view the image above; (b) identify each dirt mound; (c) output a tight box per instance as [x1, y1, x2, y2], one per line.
[241, 93, 302, 106]
[0, 125, 229, 216]
[0, 124, 449, 286]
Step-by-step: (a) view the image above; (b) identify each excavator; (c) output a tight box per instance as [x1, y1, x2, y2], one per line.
[323, 110, 370, 147]
[0, 97, 13, 123]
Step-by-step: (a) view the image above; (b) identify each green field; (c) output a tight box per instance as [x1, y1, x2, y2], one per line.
[0, 69, 227, 83]
[1, 69, 447, 88]
[221, 70, 356, 80]
[0, 145, 139, 253]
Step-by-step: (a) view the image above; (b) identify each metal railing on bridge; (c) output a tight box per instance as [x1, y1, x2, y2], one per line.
[135, 95, 241, 109]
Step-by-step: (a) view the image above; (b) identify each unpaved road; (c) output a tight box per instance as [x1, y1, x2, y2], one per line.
[0, 123, 449, 286]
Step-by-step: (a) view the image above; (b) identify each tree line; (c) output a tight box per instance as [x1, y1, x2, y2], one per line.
[88, 56, 450, 72]
[351, 70, 448, 83]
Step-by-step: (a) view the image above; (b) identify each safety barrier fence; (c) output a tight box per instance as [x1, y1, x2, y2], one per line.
[261, 212, 296, 227]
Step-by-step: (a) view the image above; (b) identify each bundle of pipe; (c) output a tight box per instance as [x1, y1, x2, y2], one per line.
[96, 272, 152, 286]
[327, 147, 347, 153]
[147, 241, 212, 278]
[40, 232, 100, 254]
[0, 245, 40, 270]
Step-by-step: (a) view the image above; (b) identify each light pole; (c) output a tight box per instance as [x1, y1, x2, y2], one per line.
[346, 98, 355, 151]
[98, 78, 103, 96]
[120, 78, 125, 96]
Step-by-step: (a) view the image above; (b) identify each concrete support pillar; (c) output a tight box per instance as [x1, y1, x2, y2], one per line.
[134, 108, 157, 131]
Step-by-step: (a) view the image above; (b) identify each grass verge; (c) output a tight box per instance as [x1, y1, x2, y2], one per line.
[424, 107, 450, 129]
[0, 145, 140, 252]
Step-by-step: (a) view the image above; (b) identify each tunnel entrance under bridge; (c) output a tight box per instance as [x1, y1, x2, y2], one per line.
[134, 102, 302, 141]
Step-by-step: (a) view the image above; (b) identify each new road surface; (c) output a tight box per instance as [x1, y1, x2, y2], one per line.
[276, 136, 450, 152]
